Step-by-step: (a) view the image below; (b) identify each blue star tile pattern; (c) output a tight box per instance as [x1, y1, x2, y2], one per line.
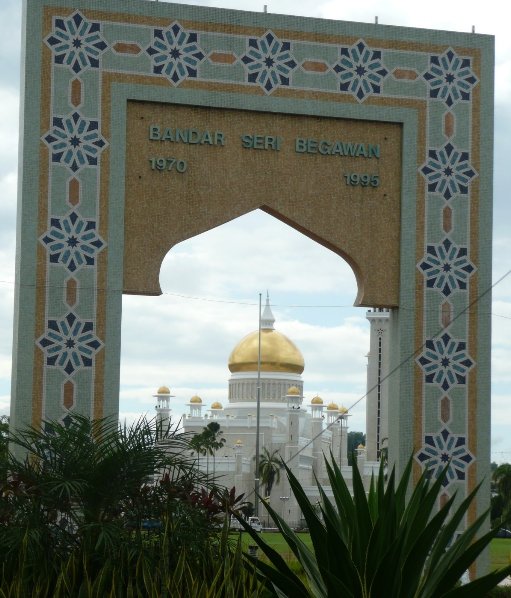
[241, 31, 298, 94]
[417, 332, 474, 391]
[146, 22, 205, 85]
[333, 40, 389, 102]
[420, 142, 477, 201]
[418, 237, 475, 297]
[37, 312, 103, 377]
[416, 427, 474, 487]
[423, 48, 478, 108]
[40, 210, 105, 274]
[45, 10, 108, 75]
[43, 111, 107, 173]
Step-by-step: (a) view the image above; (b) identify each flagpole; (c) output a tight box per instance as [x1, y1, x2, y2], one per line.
[254, 292, 262, 518]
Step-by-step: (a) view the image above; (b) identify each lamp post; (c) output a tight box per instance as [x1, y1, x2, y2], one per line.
[254, 293, 262, 518]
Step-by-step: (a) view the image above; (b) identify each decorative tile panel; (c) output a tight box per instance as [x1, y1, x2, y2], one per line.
[422, 48, 478, 108]
[43, 111, 107, 173]
[417, 332, 474, 391]
[418, 237, 475, 297]
[37, 312, 103, 377]
[45, 10, 108, 74]
[416, 427, 474, 487]
[241, 31, 297, 94]
[146, 22, 205, 85]
[40, 210, 105, 274]
[333, 40, 389, 102]
[420, 143, 477, 201]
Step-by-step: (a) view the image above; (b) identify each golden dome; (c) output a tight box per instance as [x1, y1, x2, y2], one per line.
[157, 386, 171, 394]
[311, 395, 323, 405]
[339, 405, 348, 414]
[228, 329, 304, 374]
[211, 401, 223, 410]
[357, 443, 365, 449]
[190, 395, 202, 404]
[327, 402, 339, 411]
[287, 386, 300, 396]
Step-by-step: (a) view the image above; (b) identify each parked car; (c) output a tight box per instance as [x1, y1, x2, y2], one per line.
[496, 528, 511, 538]
[248, 516, 262, 532]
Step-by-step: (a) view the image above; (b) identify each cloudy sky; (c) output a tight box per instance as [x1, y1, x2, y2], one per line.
[0, 0, 510, 461]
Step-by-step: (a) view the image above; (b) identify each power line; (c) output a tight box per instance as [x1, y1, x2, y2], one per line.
[0, 278, 510, 318]
[285, 268, 511, 465]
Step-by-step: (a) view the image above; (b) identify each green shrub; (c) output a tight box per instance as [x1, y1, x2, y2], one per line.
[0, 415, 265, 596]
[240, 457, 511, 597]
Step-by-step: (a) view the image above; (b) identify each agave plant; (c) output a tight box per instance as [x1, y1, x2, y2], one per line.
[239, 456, 511, 597]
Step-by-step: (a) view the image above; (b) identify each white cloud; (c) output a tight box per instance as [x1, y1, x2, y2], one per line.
[160, 210, 357, 298]
[0, 90, 19, 177]
[0, 393, 9, 415]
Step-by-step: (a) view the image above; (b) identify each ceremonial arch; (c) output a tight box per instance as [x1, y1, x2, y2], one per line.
[13, 0, 493, 539]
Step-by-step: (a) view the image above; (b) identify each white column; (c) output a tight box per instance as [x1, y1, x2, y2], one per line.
[365, 309, 391, 462]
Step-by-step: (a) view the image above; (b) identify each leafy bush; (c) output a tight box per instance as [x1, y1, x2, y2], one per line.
[0, 415, 259, 596]
[240, 456, 511, 597]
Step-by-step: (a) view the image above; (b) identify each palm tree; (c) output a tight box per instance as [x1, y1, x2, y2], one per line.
[258, 448, 282, 498]
[204, 422, 226, 476]
[190, 432, 206, 466]
[191, 422, 226, 476]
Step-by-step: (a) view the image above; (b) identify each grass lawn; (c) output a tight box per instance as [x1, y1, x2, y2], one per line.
[235, 531, 511, 572]
[492, 539, 511, 570]
[234, 532, 511, 596]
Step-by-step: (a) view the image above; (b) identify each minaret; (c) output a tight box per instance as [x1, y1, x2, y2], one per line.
[365, 308, 391, 462]
[154, 385, 174, 426]
[187, 394, 203, 418]
[327, 403, 341, 466]
[310, 395, 324, 479]
[338, 406, 350, 467]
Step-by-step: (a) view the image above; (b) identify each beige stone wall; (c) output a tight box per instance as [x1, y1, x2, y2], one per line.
[124, 101, 402, 306]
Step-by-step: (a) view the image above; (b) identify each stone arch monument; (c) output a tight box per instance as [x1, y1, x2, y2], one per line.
[13, 0, 493, 553]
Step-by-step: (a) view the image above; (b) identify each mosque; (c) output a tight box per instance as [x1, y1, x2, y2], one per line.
[154, 297, 391, 527]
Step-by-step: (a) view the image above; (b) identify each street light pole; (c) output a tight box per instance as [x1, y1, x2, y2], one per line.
[254, 292, 262, 518]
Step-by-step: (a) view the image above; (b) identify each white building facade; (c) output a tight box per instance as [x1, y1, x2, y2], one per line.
[155, 298, 385, 527]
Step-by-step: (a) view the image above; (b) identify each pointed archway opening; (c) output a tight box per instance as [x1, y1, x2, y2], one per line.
[119, 208, 370, 440]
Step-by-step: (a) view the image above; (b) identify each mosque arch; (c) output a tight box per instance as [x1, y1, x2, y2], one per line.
[122, 101, 402, 308]
[123, 194, 398, 308]
[127, 203, 368, 306]
[260, 205, 366, 306]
